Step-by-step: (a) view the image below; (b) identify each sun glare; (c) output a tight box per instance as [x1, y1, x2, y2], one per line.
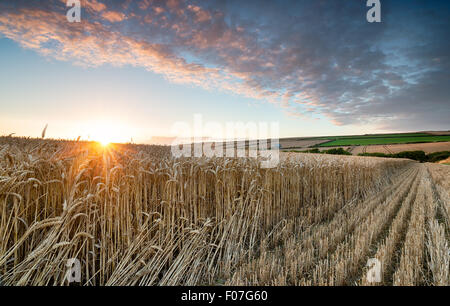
[99, 140, 111, 147]
[92, 129, 115, 147]
[82, 120, 133, 145]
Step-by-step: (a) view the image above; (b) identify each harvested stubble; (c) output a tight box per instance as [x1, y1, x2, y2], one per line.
[0, 137, 448, 285]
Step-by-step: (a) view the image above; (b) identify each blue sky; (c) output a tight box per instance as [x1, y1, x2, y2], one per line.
[0, 0, 449, 143]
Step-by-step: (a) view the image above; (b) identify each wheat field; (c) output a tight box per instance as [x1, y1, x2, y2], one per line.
[0, 137, 448, 286]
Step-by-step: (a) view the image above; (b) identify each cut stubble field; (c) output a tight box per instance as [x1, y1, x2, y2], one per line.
[351, 141, 450, 155]
[0, 137, 448, 286]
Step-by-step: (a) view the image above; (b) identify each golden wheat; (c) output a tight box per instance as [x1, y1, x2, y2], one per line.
[0, 137, 448, 286]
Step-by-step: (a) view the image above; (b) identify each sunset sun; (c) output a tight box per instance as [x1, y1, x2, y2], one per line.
[98, 139, 111, 147]
[83, 120, 133, 145]
[90, 125, 115, 146]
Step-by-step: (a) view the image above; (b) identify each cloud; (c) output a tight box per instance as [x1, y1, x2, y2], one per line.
[0, 0, 449, 131]
[0, 5, 221, 85]
[101, 11, 125, 23]
[187, 5, 211, 23]
[84, 0, 106, 13]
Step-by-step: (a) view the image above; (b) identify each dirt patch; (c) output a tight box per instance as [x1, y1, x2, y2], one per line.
[437, 157, 450, 164]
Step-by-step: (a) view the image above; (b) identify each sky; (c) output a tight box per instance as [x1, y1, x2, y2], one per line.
[0, 0, 449, 144]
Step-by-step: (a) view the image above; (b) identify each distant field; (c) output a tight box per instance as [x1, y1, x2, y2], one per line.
[424, 131, 450, 135]
[437, 156, 450, 165]
[315, 133, 430, 140]
[280, 133, 434, 149]
[351, 142, 450, 155]
[318, 135, 450, 147]
[279, 138, 329, 149]
[279, 132, 450, 150]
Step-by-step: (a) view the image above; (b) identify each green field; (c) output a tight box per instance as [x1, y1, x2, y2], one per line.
[318, 135, 450, 147]
[315, 133, 430, 140]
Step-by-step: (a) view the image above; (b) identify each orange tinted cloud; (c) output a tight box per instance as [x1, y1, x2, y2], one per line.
[85, 0, 106, 12]
[187, 5, 211, 23]
[101, 11, 125, 22]
[0, 7, 224, 90]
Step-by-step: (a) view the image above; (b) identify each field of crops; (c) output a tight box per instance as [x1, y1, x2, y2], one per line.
[316, 133, 431, 140]
[318, 135, 450, 147]
[0, 137, 448, 286]
[351, 142, 450, 155]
